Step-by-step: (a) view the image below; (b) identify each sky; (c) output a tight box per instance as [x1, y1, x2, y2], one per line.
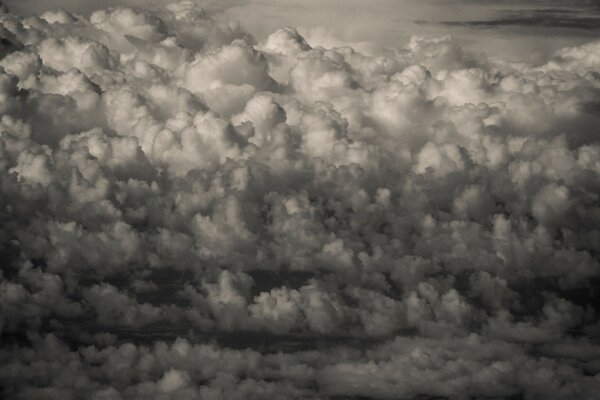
[4, 0, 600, 61]
[1, 0, 600, 399]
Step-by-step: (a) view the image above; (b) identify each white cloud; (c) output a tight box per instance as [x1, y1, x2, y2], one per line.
[0, 1, 599, 399]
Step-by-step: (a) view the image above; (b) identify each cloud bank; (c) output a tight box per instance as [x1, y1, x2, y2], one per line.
[0, 1, 600, 399]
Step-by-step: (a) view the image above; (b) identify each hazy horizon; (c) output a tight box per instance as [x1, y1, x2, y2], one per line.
[4, 0, 600, 62]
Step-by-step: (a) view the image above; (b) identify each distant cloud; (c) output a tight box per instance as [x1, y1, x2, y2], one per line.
[418, 8, 600, 31]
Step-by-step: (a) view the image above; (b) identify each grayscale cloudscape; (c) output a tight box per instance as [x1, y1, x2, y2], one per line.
[0, 0, 599, 399]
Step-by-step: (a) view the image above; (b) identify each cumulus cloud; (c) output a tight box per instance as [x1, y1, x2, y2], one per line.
[1, 1, 600, 399]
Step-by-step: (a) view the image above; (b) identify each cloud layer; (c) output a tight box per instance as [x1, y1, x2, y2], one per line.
[1, 1, 600, 399]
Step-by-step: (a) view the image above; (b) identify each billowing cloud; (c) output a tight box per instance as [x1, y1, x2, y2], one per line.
[1, 1, 599, 399]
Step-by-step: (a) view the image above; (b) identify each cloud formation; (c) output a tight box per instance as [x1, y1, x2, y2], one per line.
[0, 1, 600, 399]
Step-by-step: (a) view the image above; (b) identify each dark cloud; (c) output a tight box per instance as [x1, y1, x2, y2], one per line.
[418, 8, 600, 31]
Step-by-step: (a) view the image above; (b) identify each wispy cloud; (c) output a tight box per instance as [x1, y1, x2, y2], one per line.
[418, 8, 600, 31]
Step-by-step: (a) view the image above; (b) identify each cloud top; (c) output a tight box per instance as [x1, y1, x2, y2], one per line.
[1, 1, 600, 399]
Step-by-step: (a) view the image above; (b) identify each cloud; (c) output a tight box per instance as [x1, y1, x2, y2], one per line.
[0, 1, 600, 399]
[418, 8, 600, 31]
